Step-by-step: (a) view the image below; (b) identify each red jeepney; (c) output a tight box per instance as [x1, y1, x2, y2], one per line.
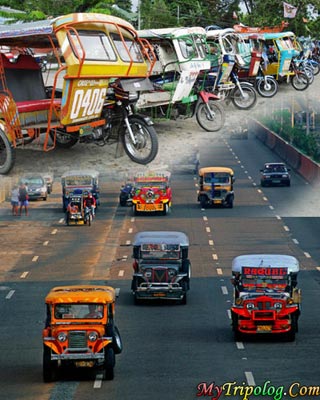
[231, 254, 301, 341]
[131, 171, 172, 215]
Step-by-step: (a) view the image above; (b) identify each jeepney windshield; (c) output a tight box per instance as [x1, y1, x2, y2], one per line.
[69, 30, 117, 61]
[54, 303, 104, 319]
[64, 176, 93, 186]
[203, 173, 231, 184]
[141, 243, 180, 260]
[241, 275, 289, 291]
[135, 180, 167, 188]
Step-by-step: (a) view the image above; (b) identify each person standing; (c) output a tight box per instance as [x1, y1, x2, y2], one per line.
[18, 182, 29, 216]
[11, 185, 19, 216]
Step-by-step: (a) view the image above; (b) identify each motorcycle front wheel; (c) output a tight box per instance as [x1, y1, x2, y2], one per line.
[196, 100, 225, 132]
[291, 72, 309, 91]
[232, 84, 257, 110]
[122, 116, 158, 165]
[256, 77, 278, 98]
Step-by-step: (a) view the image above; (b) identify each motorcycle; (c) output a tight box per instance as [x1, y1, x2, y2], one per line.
[84, 206, 93, 226]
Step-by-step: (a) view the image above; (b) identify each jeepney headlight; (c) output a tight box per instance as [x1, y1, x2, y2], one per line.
[88, 331, 98, 342]
[144, 270, 152, 278]
[246, 302, 255, 310]
[287, 298, 294, 305]
[168, 269, 176, 278]
[140, 194, 145, 199]
[274, 302, 282, 309]
[57, 332, 67, 342]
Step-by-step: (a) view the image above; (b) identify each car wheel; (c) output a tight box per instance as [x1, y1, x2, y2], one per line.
[260, 181, 265, 187]
[287, 181, 291, 187]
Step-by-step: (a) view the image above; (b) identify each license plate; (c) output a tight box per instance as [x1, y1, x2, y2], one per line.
[213, 200, 222, 204]
[153, 293, 166, 297]
[272, 180, 281, 183]
[257, 325, 272, 332]
[75, 361, 94, 368]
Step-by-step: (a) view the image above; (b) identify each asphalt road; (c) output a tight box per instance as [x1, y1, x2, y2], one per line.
[1, 80, 320, 400]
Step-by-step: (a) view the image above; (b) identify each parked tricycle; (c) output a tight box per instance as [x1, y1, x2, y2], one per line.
[205, 28, 258, 110]
[0, 12, 159, 174]
[134, 27, 225, 132]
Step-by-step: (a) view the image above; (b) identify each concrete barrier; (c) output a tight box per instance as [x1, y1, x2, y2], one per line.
[249, 119, 320, 185]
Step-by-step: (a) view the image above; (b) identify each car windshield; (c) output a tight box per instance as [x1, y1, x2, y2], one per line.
[54, 303, 104, 319]
[264, 165, 286, 173]
[23, 177, 44, 185]
[141, 243, 180, 260]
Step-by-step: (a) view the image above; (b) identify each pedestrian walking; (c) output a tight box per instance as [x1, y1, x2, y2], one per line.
[18, 182, 29, 216]
[11, 185, 19, 216]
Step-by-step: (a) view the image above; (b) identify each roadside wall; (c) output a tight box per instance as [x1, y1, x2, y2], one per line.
[250, 119, 320, 185]
[0, 176, 16, 203]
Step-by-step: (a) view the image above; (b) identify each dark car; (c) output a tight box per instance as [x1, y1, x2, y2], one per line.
[19, 175, 48, 200]
[260, 162, 291, 187]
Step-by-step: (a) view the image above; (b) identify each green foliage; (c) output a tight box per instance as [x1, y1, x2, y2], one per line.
[259, 110, 320, 162]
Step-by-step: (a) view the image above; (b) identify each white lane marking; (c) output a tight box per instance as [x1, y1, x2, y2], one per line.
[316, 267, 320, 272]
[217, 268, 223, 275]
[131, 217, 135, 222]
[227, 310, 231, 319]
[59, 218, 64, 224]
[244, 170, 248, 174]
[221, 286, 228, 295]
[245, 371, 256, 386]
[212, 254, 218, 260]
[126, 240, 131, 245]
[206, 227, 211, 233]
[6, 290, 15, 299]
[252, 182, 257, 187]
[276, 215, 281, 220]
[122, 255, 128, 260]
[32, 256, 39, 262]
[284, 226, 290, 231]
[248, 176, 252, 180]
[236, 342, 245, 350]
[292, 238, 299, 244]
[304, 252, 311, 258]
[269, 205, 274, 210]
[20, 272, 29, 279]
[118, 270, 124, 277]
[128, 228, 133, 233]
[115, 288, 120, 297]
[263, 196, 268, 201]
[209, 239, 214, 246]
[43, 241, 49, 246]
[93, 374, 103, 389]
[51, 229, 57, 235]
[257, 189, 262, 194]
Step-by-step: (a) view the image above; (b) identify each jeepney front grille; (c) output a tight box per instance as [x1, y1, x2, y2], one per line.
[68, 331, 87, 348]
[257, 301, 272, 310]
[253, 311, 275, 321]
[152, 269, 168, 283]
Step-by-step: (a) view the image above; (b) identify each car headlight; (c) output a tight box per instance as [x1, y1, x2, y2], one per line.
[282, 174, 288, 178]
[274, 302, 283, 309]
[88, 331, 98, 342]
[57, 332, 67, 342]
[264, 175, 271, 179]
[246, 302, 255, 310]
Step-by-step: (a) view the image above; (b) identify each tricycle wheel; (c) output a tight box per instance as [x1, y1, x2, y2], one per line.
[291, 73, 309, 91]
[50, 131, 78, 148]
[122, 116, 158, 164]
[196, 100, 225, 132]
[0, 128, 15, 174]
